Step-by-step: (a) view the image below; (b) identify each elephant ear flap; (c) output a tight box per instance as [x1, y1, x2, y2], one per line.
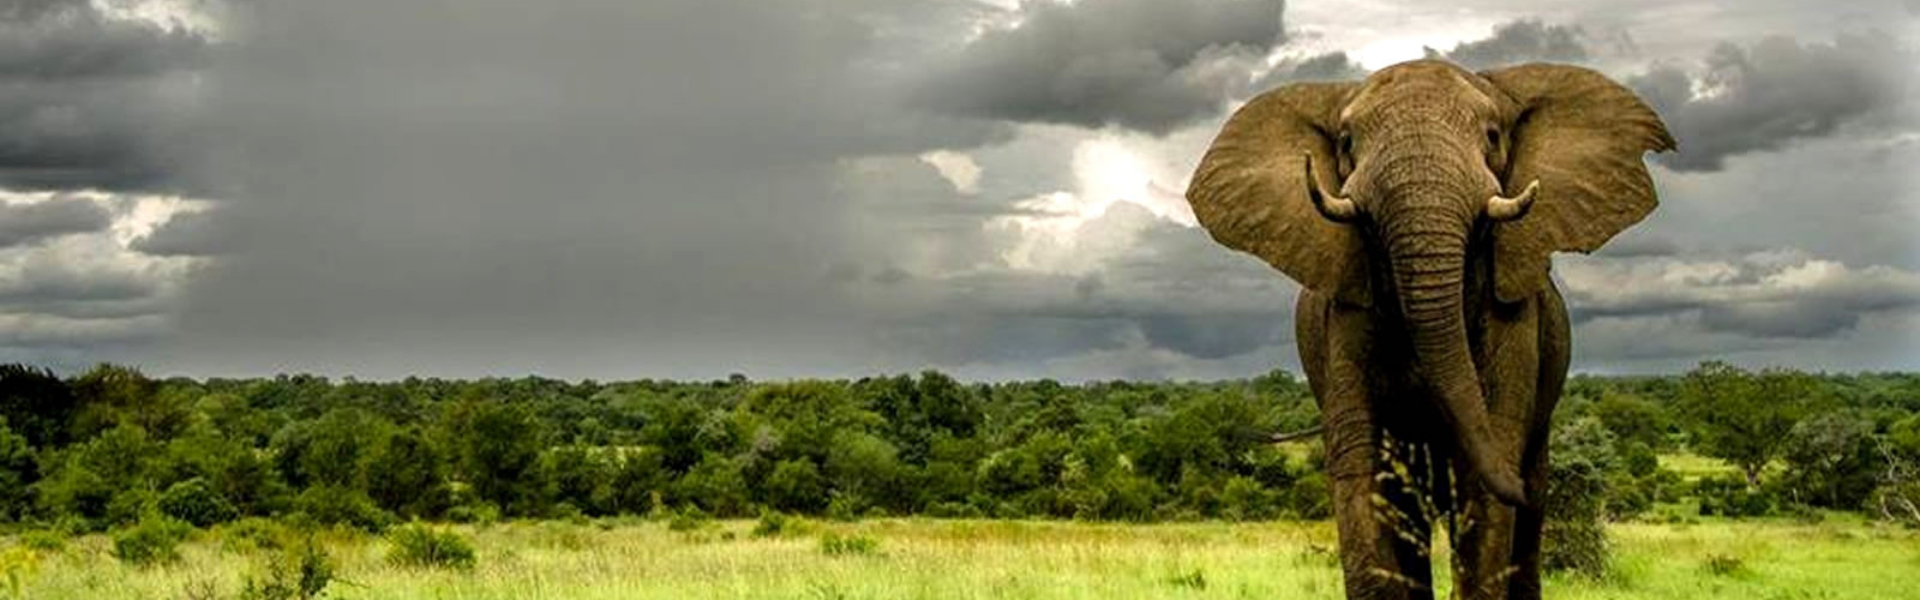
[1484, 64, 1676, 303]
[1187, 82, 1370, 307]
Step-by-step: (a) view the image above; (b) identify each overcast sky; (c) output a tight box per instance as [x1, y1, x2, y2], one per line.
[1, 0, 1915, 380]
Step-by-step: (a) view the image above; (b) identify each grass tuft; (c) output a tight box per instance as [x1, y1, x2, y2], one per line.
[819, 532, 880, 557]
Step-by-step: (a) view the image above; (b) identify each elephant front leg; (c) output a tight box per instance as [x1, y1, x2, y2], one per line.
[1301, 294, 1434, 600]
[1322, 398, 1437, 600]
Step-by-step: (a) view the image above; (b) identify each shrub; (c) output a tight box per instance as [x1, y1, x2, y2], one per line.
[824, 492, 865, 522]
[1283, 471, 1333, 520]
[1541, 416, 1614, 578]
[753, 510, 797, 538]
[1218, 475, 1275, 521]
[105, 489, 159, 529]
[1868, 442, 1920, 526]
[0, 419, 32, 523]
[666, 505, 709, 532]
[386, 523, 476, 570]
[112, 515, 193, 567]
[1701, 553, 1747, 577]
[241, 537, 333, 600]
[20, 530, 64, 552]
[818, 532, 879, 556]
[160, 478, 239, 528]
[444, 501, 500, 526]
[1166, 569, 1208, 590]
[220, 517, 291, 553]
[1695, 474, 1773, 517]
[294, 485, 395, 532]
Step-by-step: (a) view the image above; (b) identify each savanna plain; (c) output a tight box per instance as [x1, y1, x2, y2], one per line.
[5, 513, 1915, 600]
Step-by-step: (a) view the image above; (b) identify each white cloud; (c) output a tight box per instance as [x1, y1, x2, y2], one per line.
[918, 149, 983, 195]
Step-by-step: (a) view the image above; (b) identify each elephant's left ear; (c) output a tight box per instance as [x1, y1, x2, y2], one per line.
[1483, 64, 1676, 303]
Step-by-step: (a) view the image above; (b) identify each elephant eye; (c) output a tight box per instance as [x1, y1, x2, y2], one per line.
[1485, 126, 1501, 151]
[1337, 130, 1354, 157]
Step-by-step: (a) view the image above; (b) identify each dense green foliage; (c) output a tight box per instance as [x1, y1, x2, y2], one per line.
[0, 362, 1915, 540]
[385, 523, 476, 570]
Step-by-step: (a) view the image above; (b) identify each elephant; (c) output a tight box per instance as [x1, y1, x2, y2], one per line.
[1183, 59, 1673, 599]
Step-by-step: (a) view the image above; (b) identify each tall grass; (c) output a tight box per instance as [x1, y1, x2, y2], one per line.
[1, 517, 1911, 599]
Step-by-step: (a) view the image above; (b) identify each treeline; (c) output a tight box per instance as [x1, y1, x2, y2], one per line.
[1, 362, 1917, 533]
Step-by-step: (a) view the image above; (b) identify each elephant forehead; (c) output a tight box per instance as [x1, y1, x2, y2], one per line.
[1342, 61, 1495, 124]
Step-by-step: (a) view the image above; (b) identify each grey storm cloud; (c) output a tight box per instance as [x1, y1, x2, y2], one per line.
[1558, 250, 1920, 340]
[131, 208, 227, 256]
[1426, 19, 1589, 70]
[0, 0, 208, 193]
[0, 257, 158, 305]
[160, 0, 1012, 379]
[0, 196, 110, 247]
[1630, 32, 1914, 172]
[912, 0, 1286, 134]
[872, 204, 1293, 367]
[3, 0, 1901, 378]
[1245, 51, 1369, 92]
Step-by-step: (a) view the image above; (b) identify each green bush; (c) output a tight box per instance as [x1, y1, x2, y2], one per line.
[105, 488, 159, 529]
[20, 530, 64, 551]
[1542, 416, 1615, 578]
[111, 515, 193, 567]
[241, 537, 333, 600]
[0, 418, 32, 523]
[220, 517, 291, 553]
[818, 532, 879, 556]
[444, 501, 500, 525]
[752, 510, 797, 538]
[824, 492, 866, 522]
[385, 523, 476, 570]
[294, 485, 394, 532]
[1695, 474, 1773, 517]
[763, 459, 827, 513]
[160, 478, 239, 528]
[666, 505, 709, 532]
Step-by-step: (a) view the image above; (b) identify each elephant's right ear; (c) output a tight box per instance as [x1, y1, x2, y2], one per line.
[1186, 82, 1370, 307]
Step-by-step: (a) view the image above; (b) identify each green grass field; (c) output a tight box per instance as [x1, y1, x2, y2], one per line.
[5, 516, 1915, 600]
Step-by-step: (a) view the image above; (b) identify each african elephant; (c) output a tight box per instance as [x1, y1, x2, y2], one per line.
[1184, 60, 1673, 599]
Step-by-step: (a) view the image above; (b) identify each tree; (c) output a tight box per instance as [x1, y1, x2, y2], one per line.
[34, 423, 158, 526]
[364, 427, 451, 518]
[161, 423, 288, 518]
[0, 364, 77, 448]
[1589, 391, 1669, 450]
[1779, 411, 1880, 509]
[70, 364, 191, 440]
[447, 401, 547, 516]
[1675, 362, 1820, 485]
[0, 418, 34, 521]
[272, 408, 392, 489]
[541, 444, 615, 516]
[762, 458, 826, 513]
[674, 453, 749, 516]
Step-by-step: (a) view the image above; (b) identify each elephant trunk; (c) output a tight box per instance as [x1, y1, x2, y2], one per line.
[1384, 184, 1529, 507]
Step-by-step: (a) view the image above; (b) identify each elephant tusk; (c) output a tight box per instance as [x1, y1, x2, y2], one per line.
[1303, 153, 1359, 223]
[1486, 179, 1539, 222]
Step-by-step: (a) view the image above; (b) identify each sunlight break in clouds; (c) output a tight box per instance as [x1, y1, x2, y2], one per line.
[995, 136, 1196, 271]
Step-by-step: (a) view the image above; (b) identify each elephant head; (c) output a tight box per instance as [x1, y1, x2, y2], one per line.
[1186, 60, 1673, 505]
